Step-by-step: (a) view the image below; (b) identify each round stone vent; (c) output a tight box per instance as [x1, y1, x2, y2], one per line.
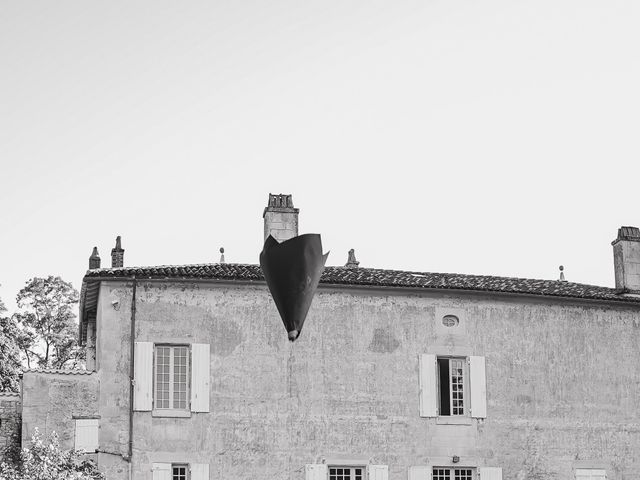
[442, 315, 459, 327]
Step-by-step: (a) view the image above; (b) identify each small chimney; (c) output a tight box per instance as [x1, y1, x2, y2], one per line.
[612, 226, 640, 292]
[219, 247, 225, 263]
[89, 247, 101, 269]
[263, 193, 299, 242]
[345, 249, 360, 269]
[111, 236, 124, 268]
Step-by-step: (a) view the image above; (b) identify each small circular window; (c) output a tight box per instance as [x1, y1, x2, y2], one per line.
[442, 315, 459, 327]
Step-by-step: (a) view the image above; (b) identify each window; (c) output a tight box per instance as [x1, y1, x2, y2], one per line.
[433, 467, 475, 480]
[329, 467, 364, 480]
[155, 345, 189, 410]
[437, 357, 467, 416]
[576, 469, 606, 480]
[172, 464, 188, 480]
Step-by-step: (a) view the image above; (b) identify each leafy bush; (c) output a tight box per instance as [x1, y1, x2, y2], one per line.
[0, 429, 104, 480]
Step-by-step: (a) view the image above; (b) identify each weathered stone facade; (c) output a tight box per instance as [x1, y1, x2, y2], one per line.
[0, 392, 21, 464]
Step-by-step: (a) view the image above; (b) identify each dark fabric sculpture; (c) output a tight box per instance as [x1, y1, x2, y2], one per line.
[259, 234, 329, 341]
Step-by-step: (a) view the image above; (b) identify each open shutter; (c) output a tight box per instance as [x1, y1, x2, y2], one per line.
[408, 466, 431, 480]
[478, 467, 502, 480]
[152, 463, 171, 480]
[305, 464, 328, 480]
[191, 343, 210, 412]
[191, 463, 209, 480]
[469, 355, 487, 418]
[74, 419, 98, 452]
[134, 342, 153, 411]
[369, 465, 388, 480]
[419, 354, 437, 417]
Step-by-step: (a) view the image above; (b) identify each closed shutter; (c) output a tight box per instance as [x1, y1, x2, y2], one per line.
[191, 463, 209, 480]
[419, 354, 437, 417]
[478, 467, 502, 480]
[134, 341, 153, 411]
[305, 464, 328, 480]
[408, 466, 431, 480]
[469, 355, 487, 418]
[152, 463, 171, 480]
[74, 419, 98, 452]
[191, 343, 210, 412]
[369, 465, 388, 480]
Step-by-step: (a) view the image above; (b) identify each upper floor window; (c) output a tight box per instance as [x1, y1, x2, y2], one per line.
[155, 345, 189, 411]
[433, 468, 475, 480]
[329, 466, 364, 480]
[152, 463, 209, 480]
[438, 357, 466, 416]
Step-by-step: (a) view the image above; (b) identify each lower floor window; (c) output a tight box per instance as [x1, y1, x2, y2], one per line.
[433, 468, 474, 480]
[329, 467, 364, 480]
[172, 464, 188, 480]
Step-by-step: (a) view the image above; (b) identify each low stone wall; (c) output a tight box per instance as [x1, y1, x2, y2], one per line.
[0, 391, 22, 464]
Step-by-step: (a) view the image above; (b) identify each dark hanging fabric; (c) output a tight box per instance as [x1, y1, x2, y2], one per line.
[259, 234, 329, 341]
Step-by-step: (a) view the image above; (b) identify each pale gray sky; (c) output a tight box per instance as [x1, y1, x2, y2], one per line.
[1, 0, 639, 311]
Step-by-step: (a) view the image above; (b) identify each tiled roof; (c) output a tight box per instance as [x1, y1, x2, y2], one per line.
[82, 263, 640, 304]
[23, 368, 95, 376]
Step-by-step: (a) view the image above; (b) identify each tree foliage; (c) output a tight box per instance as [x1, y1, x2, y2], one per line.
[14, 277, 83, 369]
[0, 429, 105, 480]
[0, 295, 22, 392]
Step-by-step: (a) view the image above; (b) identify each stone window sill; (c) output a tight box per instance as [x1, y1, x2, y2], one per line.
[152, 409, 191, 418]
[436, 416, 473, 425]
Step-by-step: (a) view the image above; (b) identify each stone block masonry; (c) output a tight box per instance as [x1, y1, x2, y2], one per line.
[0, 392, 21, 464]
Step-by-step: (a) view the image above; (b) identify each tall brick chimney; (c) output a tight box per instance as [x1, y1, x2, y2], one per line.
[89, 247, 101, 269]
[612, 226, 640, 292]
[263, 194, 299, 242]
[111, 236, 124, 268]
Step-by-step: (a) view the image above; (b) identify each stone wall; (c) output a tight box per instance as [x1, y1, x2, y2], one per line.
[92, 280, 640, 480]
[0, 392, 21, 464]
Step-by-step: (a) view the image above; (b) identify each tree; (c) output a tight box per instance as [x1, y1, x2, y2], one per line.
[0, 295, 22, 392]
[14, 277, 83, 369]
[0, 428, 105, 480]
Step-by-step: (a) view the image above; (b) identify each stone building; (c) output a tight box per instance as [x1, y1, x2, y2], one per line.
[6, 194, 640, 479]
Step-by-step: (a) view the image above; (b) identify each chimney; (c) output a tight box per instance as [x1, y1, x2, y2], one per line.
[612, 226, 640, 292]
[89, 247, 101, 269]
[111, 236, 124, 268]
[263, 193, 299, 242]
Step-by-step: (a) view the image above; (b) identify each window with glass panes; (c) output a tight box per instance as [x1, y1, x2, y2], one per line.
[437, 357, 467, 416]
[155, 345, 189, 410]
[329, 467, 364, 480]
[433, 467, 474, 480]
[172, 464, 188, 480]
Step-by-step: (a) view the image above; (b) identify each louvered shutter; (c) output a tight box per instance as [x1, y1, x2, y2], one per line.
[191, 463, 209, 480]
[152, 463, 171, 480]
[408, 466, 431, 480]
[369, 465, 388, 480]
[419, 354, 437, 417]
[305, 464, 328, 480]
[133, 342, 153, 411]
[74, 419, 98, 452]
[191, 343, 210, 412]
[469, 355, 487, 418]
[478, 467, 502, 480]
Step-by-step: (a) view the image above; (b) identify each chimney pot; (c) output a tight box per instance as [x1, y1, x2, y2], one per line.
[345, 249, 360, 269]
[612, 226, 640, 292]
[263, 193, 299, 242]
[111, 236, 125, 268]
[89, 247, 101, 270]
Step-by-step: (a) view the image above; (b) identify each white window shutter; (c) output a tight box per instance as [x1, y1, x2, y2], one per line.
[191, 343, 210, 412]
[152, 463, 171, 480]
[134, 342, 153, 411]
[408, 466, 431, 480]
[419, 354, 437, 417]
[369, 465, 388, 480]
[478, 467, 502, 480]
[305, 464, 328, 480]
[469, 355, 487, 418]
[191, 463, 209, 480]
[74, 419, 98, 452]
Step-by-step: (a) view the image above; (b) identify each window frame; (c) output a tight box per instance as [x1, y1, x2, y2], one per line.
[328, 466, 365, 480]
[432, 467, 476, 480]
[153, 344, 191, 414]
[436, 356, 470, 417]
[171, 463, 189, 480]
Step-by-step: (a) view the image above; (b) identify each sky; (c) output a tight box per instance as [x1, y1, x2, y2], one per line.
[1, 0, 639, 312]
